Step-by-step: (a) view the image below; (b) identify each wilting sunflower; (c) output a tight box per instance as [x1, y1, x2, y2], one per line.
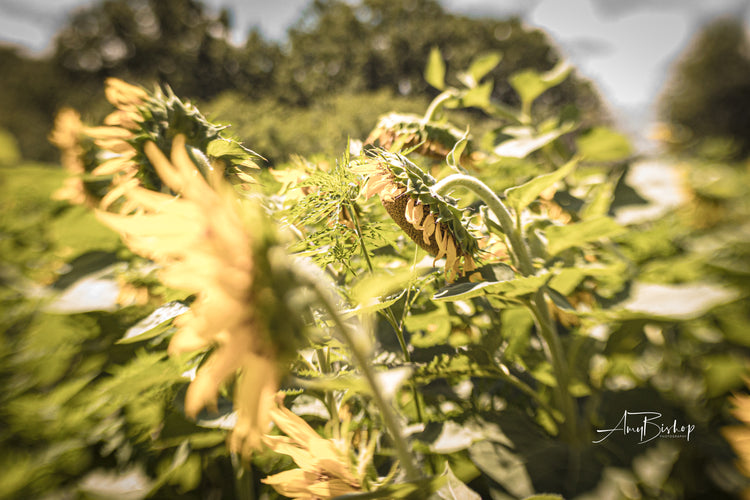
[97, 134, 306, 457]
[723, 381, 750, 499]
[48, 108, 102, 207]
[352, 151, 478, 282]
[366, 112, 478, 166]
[71, 78, 261, 212]
[262, 394, 362, 499]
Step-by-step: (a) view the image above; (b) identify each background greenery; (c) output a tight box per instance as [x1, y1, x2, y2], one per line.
[1, 0, 749, 499]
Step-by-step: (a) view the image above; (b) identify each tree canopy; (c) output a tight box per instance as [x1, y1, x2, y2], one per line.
[658, 16, 750, 160]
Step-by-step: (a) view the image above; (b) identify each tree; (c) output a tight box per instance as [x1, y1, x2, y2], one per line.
[658, 16, 750, 159]
[51, 0, 276, 100]
[274, 0, 607, 126]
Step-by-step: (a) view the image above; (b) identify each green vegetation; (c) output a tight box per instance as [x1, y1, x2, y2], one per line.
[1, 1, 749, 499]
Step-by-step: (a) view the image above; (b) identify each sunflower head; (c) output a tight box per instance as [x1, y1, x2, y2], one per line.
[80, 79, 261, 209]
[262, 394, 363, 499]
[96, 134, 307, 457]
[366, 112, 476, 164]
[49, 108, 112, 206]
[352, 150, 479, 281]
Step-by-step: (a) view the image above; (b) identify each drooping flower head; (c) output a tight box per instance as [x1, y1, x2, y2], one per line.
[366, 112, 477, 165]
[352, 150, 479, 282]
[262, 394, 363, 499]
[70, 78, 261, 211]
[48, 108, 106, 207]
[96, 134, 306, 456]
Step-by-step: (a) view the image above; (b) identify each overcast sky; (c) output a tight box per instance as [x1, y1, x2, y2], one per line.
[1, 0, 748, 119]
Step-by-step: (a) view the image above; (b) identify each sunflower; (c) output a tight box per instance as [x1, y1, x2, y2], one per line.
[262, 394, 362, 499]
[49, 108, 100, 207]
[352, 151, 478, 282]
[366, 112, 477, 165]
[97, 134, 304, 456]
[723, 381, 750, 499]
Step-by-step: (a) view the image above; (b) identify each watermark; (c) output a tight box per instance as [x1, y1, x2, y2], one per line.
[593, 410, 695, 445]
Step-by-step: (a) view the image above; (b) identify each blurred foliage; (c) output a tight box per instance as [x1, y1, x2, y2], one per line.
[0, 0, 607, 163]
[657, 16, 750, 160]
[1, 1, 749, 499]
[204, 90, 430, 164]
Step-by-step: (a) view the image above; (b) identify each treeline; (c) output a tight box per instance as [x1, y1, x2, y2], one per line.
[0, 0, 606, 163]
[2, 0, 749, 164]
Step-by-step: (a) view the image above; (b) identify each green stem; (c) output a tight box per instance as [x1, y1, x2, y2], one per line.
[432, 174, 578, 441]
[432, 174, 534, 275]
[348, 202, 425, 423]
[422, 89, 458, 123]
[305, 277, 422, 481]
[316, 348, 340, 434]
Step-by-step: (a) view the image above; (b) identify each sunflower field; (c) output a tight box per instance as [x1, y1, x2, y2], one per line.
[2, 42, 750, 500]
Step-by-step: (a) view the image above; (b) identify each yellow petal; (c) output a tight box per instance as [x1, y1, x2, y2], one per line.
[308, 479, 360, 497]
[262, 469, 319, 498]
[105, 78, 148, 108]
[422, 213, 435, 245]
[412, 202, 424, 229]
[229, 355, 279, 456]
[434, 223, 447, 260]
[404, 197, 416, 224]
[92, 154, 135, 176]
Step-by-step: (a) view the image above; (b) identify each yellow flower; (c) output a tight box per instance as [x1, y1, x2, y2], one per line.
[366, 112, 477, 165]
[352, 152, 478, 282]
[96, 134, 281, 455]
[262, 395, 361, 499]
[49, 108, 99, 207]
[723, 383, 750, 490]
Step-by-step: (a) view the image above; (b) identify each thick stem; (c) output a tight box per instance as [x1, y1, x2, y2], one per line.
[348, 202, 425, 423]
[432, 174, 578, 440]
[316, 348, 340, 435]
[306, 277, 422, 481]
[422, 89, 458, 123]
[432, 174, 534, 275]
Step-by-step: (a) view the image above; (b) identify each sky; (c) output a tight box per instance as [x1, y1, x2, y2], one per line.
[1, 0, 749, 125]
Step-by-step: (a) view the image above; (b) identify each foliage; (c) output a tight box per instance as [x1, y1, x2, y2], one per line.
[657, 15, 750, 160]
[1, 19, 749, 500]
[1, 0, 608, 163]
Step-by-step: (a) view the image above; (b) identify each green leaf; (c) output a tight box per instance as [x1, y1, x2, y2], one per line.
[433, 274, 548, 302]
[522, 495, 565, 500]
[545, 216, 625, 255]
[425, 46, 446, 90]
[447, 128, 470, 172]
[465, 52, 502, 87]
[616, 282, 741, 321]
[509, 61, 571, 108]
[505, 157, 577, 212]
[575, 126, 632, 162]
[469, 440, 534, 499]
[548, 268, 585, 296]
[433, 464, 482, 500]
[340, 290, 406, 319]
[118, 301, 189, 344]
[458, 81, 494, 109]
[338, 476, 446, 499]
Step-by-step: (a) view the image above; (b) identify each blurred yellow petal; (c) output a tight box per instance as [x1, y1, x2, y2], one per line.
[92, 154, 136, 176]
[412, 202, 424, 229]
[105, 77, 148, 108]
[422, 213, 435, 244]
[405, 197, 416, 224]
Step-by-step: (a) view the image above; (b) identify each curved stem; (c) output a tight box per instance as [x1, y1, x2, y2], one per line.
[432, 174, 534, 275]
[316, 348, 340, 435]
[432, 174, 579, 441]
[348, 201, 425, 423]
[305, 277, 422, 481]
[422, 89, 458, 124]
